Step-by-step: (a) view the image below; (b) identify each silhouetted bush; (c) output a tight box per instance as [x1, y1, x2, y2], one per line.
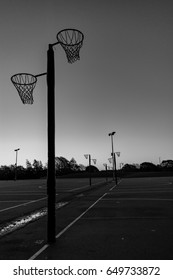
[85, 165, 99, 173]
[140, 162, 159, 171]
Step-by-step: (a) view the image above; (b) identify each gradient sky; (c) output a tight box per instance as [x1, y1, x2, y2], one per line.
[0, 0, 173, 170]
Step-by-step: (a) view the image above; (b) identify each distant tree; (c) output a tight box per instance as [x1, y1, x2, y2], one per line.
[25, 159, 33, 178]
[32, 159, 43, 178]
[160, 160, 173, 169]
[55, 156, 72, 175]
[140, 162, 158, 171]
[55, 157, 68, 171]
[0, 165, 16, 180]
[132, 163, 140, 169]
[16, 165, 26, 179]
[69, 157, 80, 171]
[86, 165, 99, 173]
[26, 159, 32, 170]
[122, 164, 137, 171]
[79, 164, 86, 171]
[26, 160, 32, 171]
[55, 156, 86, 174]
[32, 159, 43, 170]
[0, 159, 47, 180]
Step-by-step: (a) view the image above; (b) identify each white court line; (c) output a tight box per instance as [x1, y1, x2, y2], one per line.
[0, 191, 45, 193]
[109, 179, 121, 191]
[29, 192, 108, 260]
[0, 193, 59, 213]
[0, 193, 45, 196]
[0, 200, 29, 203]
[0, 197, 47, 213]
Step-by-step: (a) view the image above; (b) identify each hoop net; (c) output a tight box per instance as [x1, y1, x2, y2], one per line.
[57, 29, 84, 63]
[11, 73, 37, 104]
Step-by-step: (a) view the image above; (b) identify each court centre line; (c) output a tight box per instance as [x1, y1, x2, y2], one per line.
[29, 192, 108, 260]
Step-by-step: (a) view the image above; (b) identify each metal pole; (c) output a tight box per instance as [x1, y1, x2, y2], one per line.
[105, 164, 108, 182]
[89, 154, 91, 186]
[47, 44, 56, 243]
[15, 151, 18, 180]
[14, 148, 20, 181]
[16, 151, 17, 166]
[15, 151, 17, 181]
[111, 135, 115, 181]
[114, 153, 118, 185]
[35, 72, 47, 78]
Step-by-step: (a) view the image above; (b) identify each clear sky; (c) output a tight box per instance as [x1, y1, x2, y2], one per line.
[0, 0, 173, 170]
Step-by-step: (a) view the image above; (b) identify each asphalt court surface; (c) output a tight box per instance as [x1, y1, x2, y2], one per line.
[0, 178, 106, 222]
[33, 176, 173, 260]
[0, 176, 173, 259]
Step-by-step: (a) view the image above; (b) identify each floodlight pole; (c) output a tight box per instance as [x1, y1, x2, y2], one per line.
[114, 152, 118, 185]
[14, 148, 20, 181]
[89, 154, 91, 186]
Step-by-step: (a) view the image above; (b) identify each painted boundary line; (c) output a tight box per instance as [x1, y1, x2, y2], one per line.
[109, 179, 121, 191]
[0, 194, 60, 213]
[0, 197, 47, 213]
[29, 192, 108, 260]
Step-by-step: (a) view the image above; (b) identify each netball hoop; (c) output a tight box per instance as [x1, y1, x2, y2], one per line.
[11, 72, 46, 104]
[11, 73, 37, 104]
[56, 29, 84, 63]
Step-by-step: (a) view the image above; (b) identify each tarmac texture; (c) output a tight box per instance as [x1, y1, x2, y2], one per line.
[0, 176, 173, 260]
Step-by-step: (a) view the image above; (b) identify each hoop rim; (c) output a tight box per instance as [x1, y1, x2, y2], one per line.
[11, 73, 37, 85]
[56, 28, 84, 46]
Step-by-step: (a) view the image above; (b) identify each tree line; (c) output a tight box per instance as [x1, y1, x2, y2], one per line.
[0, 157, 86, 180]
[0, 158, 172, 180]
[0, 160, 45, 180]
[121, 160, 173, 172]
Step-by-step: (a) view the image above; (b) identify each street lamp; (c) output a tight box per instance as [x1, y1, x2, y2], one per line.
[14, 148, 20, 180]
[11, 29, 84, 244]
